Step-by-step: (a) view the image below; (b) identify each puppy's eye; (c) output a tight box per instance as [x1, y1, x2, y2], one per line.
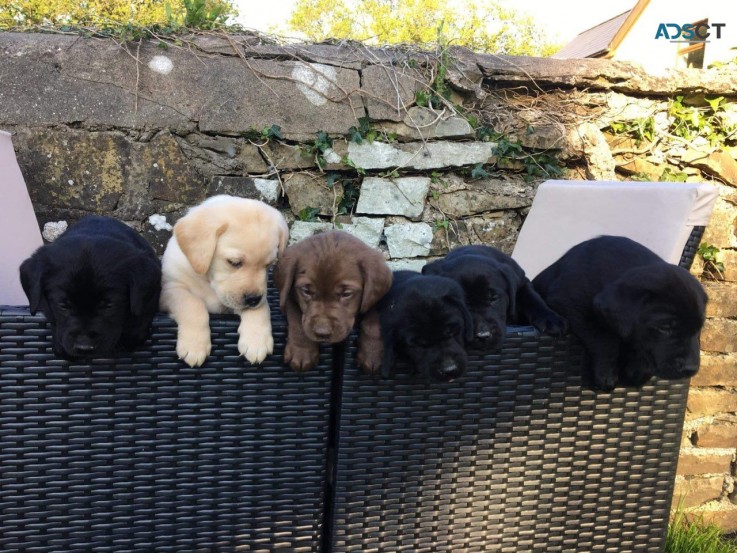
[299, 287, 314, 298]
[444, 325, 458, 338]
[339, 290, 354, 299]
[656, 324, 675, 337]
[227, 259, 243, 268]
[488, 293, 500, 305]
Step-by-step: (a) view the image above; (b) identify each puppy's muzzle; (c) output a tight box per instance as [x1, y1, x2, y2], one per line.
[242, 293, 263, 308]
[71, 336, 98, 357]
[432, 357, 464, 382]
[473, 319, 504, 346]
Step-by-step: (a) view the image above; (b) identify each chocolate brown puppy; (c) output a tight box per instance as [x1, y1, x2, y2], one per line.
[275, 231, 392, 373]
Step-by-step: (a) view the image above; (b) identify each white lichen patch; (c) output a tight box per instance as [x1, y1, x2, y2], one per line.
[291, 62, 336, 106]
[323, 148, 342, 164]
[43, 221, 68, 242]
[148, 214, 172, 232]
[148, 55, 174, 75]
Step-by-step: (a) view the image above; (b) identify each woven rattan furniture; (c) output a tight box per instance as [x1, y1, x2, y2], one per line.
[328, 228, 704, 553]
[0, 310, 333, 553]
[0, 228, 705, 553]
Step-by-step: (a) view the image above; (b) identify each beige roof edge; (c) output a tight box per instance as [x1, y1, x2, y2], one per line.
[604, 0, 652, 58]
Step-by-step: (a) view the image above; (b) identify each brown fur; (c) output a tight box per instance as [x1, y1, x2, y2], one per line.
[275, 231, 392, 372]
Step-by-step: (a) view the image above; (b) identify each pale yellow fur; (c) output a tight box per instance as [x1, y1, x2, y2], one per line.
[160, 195, 288, 367]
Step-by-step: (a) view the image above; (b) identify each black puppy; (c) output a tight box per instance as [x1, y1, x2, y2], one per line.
[19, 215, 161, 359]
[533, 236, 707, 391]
[377, 271, 474, 382]
[422, 245, 566, 347]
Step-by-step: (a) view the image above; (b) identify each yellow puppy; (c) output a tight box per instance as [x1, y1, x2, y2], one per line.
[161, 195, 289, 367]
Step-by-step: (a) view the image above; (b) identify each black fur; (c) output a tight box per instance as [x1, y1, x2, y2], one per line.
[423, 245, 567, 348]
[377, 271, 474, 382]
[19, 216, 161, 359]
[533, 236, 707, 391]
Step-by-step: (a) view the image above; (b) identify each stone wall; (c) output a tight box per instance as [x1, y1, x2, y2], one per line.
[2, 31, 737, 530]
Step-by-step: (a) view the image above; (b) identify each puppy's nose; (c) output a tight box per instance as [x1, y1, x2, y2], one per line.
[243, 294, 263, 308]
[475, 322, 492, 341]
[436, 359, 463, 382]
[313, 327, 332, 341]
[72, 342, 97, 356]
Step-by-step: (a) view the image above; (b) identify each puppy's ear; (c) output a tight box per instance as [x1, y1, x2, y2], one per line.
[174, 208, 228, 274]
[593, 280, 643, 338]
[274, 248, 297, 312]
[128, 255, 162, 317]
[446, 292, 475, 343]
[421, 258, 443, 276]
[358, 251, 393, 314]
[19, 251, 48, 315]
[276, 214, 290, 256]
[499, 264, 521, 318]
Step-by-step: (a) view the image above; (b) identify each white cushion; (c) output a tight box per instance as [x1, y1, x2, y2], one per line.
[0, 130, 43, 306]
[512, 180, 719, 280]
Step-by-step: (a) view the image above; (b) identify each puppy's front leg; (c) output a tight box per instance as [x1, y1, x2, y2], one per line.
[238, 302, 274, 364]
[517, 282, 568, 336]
[357, 308, 383, 375]
[576, 328, 621, 392]
[165, 287, 212, 367]
[283, 295, 319, 371]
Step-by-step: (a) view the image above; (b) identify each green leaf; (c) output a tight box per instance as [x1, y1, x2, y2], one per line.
[326, 173, 340, 189]
[470, 163, 489, 179]
[298, 207, 320, 222]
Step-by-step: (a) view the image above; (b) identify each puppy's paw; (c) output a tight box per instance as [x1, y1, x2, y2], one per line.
[592, 370, 618, 392]
[238, 331, 274, 365]
[357, 344, 383, 375]
[284, 341, 319, 372]
[176, 330, 211, 367]
[531, 310, 568, 336]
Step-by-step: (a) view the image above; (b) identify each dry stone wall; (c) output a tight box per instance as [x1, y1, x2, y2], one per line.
[2, 31, 737, 530]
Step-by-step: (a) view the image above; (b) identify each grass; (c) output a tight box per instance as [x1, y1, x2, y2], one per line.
[666, 509, 737, 553]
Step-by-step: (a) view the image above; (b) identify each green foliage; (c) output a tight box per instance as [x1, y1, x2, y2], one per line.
[475, 125, 501, 142]
[415, 90, 432, 108]
[470, 163, 490, 179]
[666, 508, 737, 553]
[492, 134, 562, 181]
[286, 0, 559, 57]
[669, 95, 735, 147]
[347, 117, 377, 144]
[0, 0, 236, 30]
[342, 156, 366, 176]
[607, 117, 656, 143]
[181, 0, 228, 28]
[303, 131, 334, 169]
[630, 172, 652, 182]
[698, 242, 725, 279]
[707, 47, 737, 69]
[659, 167, 688, 182]
[261, 124, 283, 141]
[337, 182, 359, 215]
[433, 218, 450, 232]
[297, 207, 320, 222]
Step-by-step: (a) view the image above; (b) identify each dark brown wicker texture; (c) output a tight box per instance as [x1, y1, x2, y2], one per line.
[0, 308, 333, 553]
